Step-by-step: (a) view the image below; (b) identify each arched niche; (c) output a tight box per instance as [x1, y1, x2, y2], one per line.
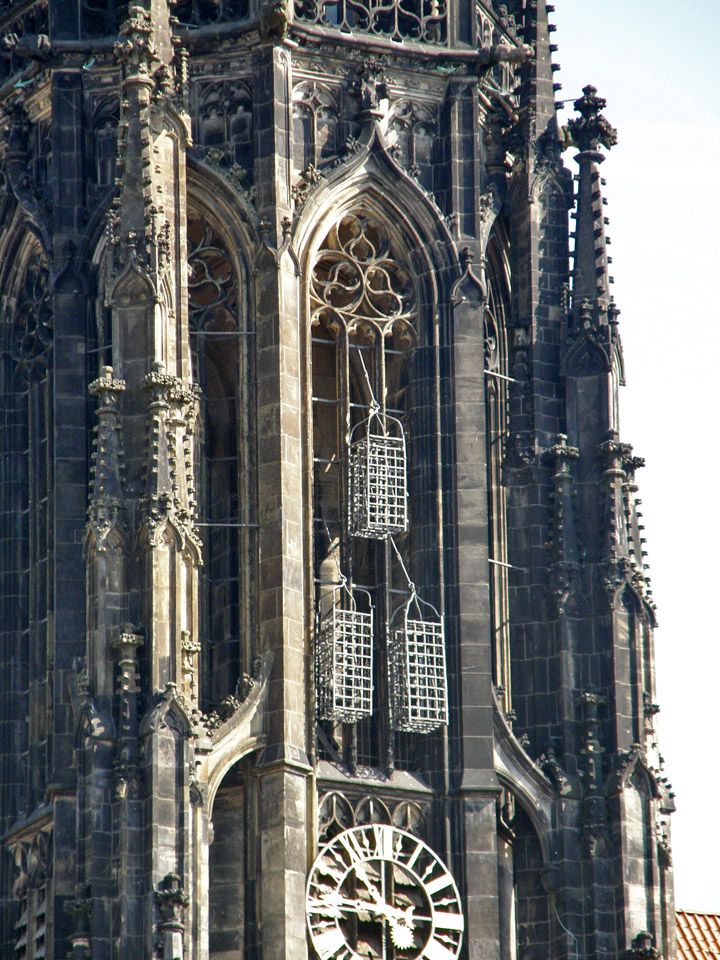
[208, 755, 257, 960]
[511, 803, 558, 960]
[497, 789, 559, 960]
[612, 584, 651, 748]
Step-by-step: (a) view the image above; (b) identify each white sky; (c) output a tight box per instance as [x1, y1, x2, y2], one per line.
[554, 0, 720, 913]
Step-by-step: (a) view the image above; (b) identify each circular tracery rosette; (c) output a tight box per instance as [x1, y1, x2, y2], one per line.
[311, 214, 416, 331]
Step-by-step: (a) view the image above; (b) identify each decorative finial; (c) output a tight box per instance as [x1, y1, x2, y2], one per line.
[568, 85, 617, 153]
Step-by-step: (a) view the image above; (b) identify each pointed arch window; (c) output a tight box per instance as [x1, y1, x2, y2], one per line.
[310, 211, 444, 772]
[1, 240, 53, 903]
[484, 235, 512, 716]
[187, 212, 255, 707]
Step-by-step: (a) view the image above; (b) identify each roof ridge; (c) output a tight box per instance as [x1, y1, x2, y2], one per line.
[678, 910, 720, 917]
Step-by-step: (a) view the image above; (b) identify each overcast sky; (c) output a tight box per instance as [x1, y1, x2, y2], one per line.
[553, 0, 720, 913]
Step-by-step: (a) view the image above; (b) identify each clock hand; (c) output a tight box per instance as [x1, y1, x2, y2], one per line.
[313, 888, 416, 930]
[312, 890, 395, 919]
[353, 863, 385, 908]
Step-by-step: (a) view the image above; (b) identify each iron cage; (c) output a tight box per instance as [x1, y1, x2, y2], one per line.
[315, 582, 374, 723]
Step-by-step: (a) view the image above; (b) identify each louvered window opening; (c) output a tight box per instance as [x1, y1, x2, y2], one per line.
[15, 899, 27, 960]
[389, 600, 447, 733]
[14, 883, 47, 960]
[316, 585, 374, 723]
[349, 409, 407, 539]
[32, 894, 45, 960]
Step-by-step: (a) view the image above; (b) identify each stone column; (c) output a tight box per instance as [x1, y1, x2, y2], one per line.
[450, 256, 502, 960]
[252, 40, 310, 960]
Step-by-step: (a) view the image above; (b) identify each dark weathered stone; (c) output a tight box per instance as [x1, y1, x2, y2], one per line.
[0, 1, 675, 958]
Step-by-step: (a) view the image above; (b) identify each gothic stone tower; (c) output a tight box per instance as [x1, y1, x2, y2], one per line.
[0, 2, 676, 959]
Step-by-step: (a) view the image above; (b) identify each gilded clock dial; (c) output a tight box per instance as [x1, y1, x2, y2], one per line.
[306, 824, 464, 960]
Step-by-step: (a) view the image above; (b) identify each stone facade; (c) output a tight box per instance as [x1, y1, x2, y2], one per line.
[0, 2, 675, 959]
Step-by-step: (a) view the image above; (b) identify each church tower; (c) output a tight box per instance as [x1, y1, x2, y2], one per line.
[0, 2, 676, 958]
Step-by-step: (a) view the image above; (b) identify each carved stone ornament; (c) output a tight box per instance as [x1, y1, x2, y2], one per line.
[10, 249, 53, 379]
[1, 31, 51, 61]
[449, 246, 486, 306]
[311, 212, 416, 340]
[203, 671, 258, 732]
[156, 873, 190, 922]
[537, 744, 573, 797]
[567, 85, 617, 154]
[291, 162, 325, 214]
[0, 1, 50, 89]
[65, 883, 92, 954]
[260, 0, 288, 40]
[155, 873, 190, 957]
[113, 6, 159, 73]
[605, 743, 644, 798]
[478, 185, 499, 223]
[621, 931, 662, 960]
[87, 366, 126, 551]
[477, 42, 532, 68]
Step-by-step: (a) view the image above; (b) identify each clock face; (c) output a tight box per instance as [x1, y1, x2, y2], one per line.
[306, 824, 464, 960]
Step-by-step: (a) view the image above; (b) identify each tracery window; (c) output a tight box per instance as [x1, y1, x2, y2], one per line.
[387, 101, 437, 194]
[0, 242, 53, 848]
[484, 237, 512, 716]
[172, 0, 250, 27]
[195, 81, 253, 179]
[311, 212, 444, 773]
[81, 0, 127, 36]
[10, 827, 51, 960]
[294, 0, 447, 46]
[292, 83, 340, 173]
[92, 114, 119, 196]
[188, 212, 254, 706]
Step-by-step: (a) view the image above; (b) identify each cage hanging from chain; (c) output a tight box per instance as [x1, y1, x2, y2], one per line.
[349, 405, 408, 539]
[389, 590, 447, 733]
[315, 581, 374, 723]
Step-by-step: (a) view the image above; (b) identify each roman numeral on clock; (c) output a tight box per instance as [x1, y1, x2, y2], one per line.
[338, 829, 368, 865]
[424, 936, 460, 960]
[313, 926, 346, 959]
[432, 912, 465, 932]
[425, 871, 454, 897]
[373, 823, 394, 860]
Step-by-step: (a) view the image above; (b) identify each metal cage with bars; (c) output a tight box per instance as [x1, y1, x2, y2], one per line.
[349, 405, 408, 539]
[389, 590, 448, 733]
[315, 581, 374, 723]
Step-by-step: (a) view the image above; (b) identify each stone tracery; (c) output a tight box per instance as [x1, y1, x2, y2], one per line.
[10, 249, 52, 379]
[311, 213, 416, 337]
[294, 0, 447, 45]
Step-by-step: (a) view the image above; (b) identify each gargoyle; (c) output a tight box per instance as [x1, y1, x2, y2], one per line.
[1, 33, 52, 62]
[477, 43, 532, 67]
[260, 0, 288, 41]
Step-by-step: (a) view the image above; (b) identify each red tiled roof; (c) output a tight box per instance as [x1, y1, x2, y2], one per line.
[677, 911, 720, 960]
